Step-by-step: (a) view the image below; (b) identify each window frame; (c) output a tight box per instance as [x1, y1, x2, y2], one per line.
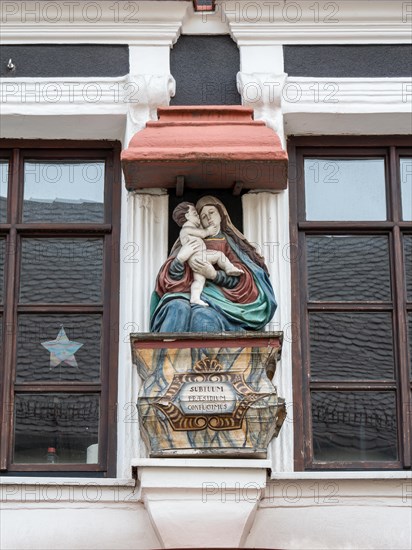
[289, 135, 412, 471]
[0, 139, 121, 476]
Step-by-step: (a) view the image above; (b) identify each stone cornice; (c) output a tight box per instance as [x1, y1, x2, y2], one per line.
[0, 1, 190, 45]
[1, 76, 409, 115]
[1, 1, 409, 45]
[221, 0, 411, 45]
[0, 77, 131, 114]
[282, 77, 412, 113]
[230, 23, 411, 45]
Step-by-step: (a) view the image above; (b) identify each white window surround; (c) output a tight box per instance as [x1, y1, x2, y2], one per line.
[0, 1, 410, 479]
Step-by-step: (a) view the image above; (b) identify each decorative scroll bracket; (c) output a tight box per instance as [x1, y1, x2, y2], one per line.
[133, 457, 270, 548]
[237, 72, 287, 141]
[126, 73, 176, 136]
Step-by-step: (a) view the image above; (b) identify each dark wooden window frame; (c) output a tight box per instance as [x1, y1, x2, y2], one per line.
[0, 139, 121, 476]
[288, 136, 412, 471]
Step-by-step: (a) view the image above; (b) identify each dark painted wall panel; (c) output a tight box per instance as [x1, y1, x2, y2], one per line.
[284, 45, 412, 77]
[170, 36, 241, 105]
[0, 45, 129, 78]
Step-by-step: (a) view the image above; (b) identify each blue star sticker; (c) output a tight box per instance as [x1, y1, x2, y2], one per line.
[41, 326, 83, 368]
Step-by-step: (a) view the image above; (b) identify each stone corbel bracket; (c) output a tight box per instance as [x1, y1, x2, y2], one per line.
[126, 74, 176, 135]
[237, 72, 287, 141]
[133, 458, 271, 549]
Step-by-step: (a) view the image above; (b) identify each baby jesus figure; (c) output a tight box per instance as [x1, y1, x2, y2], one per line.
[172, 202, 243, 307]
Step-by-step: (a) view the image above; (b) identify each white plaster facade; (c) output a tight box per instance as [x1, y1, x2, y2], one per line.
[0, 2, 411, 549]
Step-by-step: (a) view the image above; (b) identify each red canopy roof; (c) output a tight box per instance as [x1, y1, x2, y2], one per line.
[121, 106, 288, 192]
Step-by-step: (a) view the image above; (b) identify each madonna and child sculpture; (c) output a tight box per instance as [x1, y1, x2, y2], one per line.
[132, 195, 286, 457]
[150, 195, 277, 333]
[172, 202, 244, 307]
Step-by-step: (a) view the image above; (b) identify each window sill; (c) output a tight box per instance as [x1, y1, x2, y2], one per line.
[0, 476, 135, 486]
[270, 471, 412, 480]
[0, 476, 138, 505]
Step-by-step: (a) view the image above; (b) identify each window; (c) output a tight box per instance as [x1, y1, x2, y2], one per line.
[289, 137, 412, 470]
[0, 140, 121, 476]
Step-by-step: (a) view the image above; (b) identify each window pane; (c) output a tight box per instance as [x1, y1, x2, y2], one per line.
[408, 313, 412, 379]
[305, 158, 386, 221]
[0, 239, 5, 303]
[0, 161, 8, 223]
[311, 391, 398, 462]
[307, 236, 391, 301]
[23, 161, 105, 223]
[16, 314, 101, 382]
[404, 235, 412, 302]
[400, 158, 412, 221]
[14, 394, 99, 464]
[0, 315, 3, 368]
[20, 238, 103, 303]
[310, 312, 394, 380]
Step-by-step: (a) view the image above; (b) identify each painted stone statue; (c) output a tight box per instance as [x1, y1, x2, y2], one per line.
[150, 196, 277, 332]
[133, 195, 285, 458]
[173, 201, 244, 307]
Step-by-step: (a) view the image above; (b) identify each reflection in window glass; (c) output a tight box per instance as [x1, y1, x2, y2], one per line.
[408, 313, 412, 379]
[0, 239, 4, 303]
[23, 162, 105, 222]
[16, 314, 102, 383]
[0, 316, 2, 370]
[405, 236, 412, 302]
[14, 393, 99, 464]
[307, 235, 391, 302]
[400, 159, 412, 221]
[20, 238, 103, 303]
[309, 312, 394, 380]
[0, 162, 8, 222]
[305, 159, 386, 221]
[312, 391, 398, 462]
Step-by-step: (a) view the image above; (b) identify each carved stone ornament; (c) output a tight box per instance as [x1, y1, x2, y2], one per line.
[126, 74, 176, 135]
[236, 72, 287, 136]
[131, 332, 286, 457]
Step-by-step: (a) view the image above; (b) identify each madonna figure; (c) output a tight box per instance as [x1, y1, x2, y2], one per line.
[150, 196, 276, 333]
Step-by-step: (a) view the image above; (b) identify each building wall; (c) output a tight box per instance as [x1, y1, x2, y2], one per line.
[0, 1, 411, 549]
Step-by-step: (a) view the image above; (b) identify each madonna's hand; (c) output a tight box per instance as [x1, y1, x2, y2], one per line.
[190, 258, 217, 280]
[177, 237, 202, 263]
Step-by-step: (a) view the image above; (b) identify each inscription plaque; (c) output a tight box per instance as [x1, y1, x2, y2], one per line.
[179, 381, 237, 415]
[131, 332, 286, 458]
